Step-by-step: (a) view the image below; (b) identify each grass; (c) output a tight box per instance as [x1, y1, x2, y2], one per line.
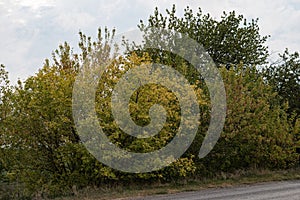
[54, 168, 300, 200]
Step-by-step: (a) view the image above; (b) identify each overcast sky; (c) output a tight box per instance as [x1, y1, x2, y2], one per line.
[1, 0, 300, 84]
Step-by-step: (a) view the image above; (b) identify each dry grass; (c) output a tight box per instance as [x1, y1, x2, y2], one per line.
[53, 168, 300, 200]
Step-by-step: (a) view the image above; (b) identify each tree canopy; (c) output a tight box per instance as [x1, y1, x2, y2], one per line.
[263, 49, 300, 119]
[138, 5, 269, 67]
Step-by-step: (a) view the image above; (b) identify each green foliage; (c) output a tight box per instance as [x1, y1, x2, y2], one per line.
[0, 29, 121, 198]
[200, 65, 298, 173]
[263, 49, 300, 118]
[0, 28, 199, 197]
[0, 64, 12, 182]
[139, 4, 269, 67]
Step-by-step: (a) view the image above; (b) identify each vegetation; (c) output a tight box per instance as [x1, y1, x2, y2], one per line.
[263, 49, 300, 119]
[0, 5, 299, 199]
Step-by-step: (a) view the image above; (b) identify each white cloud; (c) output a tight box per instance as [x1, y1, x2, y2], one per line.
[15, 0, 55, 10]
[54, 12, 96, 32]
[0, 0, 52, 82]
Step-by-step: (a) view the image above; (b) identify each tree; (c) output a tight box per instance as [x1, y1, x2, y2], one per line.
[2, 27, 202, 197]
[263, 49, 300, 119]
[0, 64, 12, 182]
[200, 65, 297, 173]
[1, 29, 119, 197]
[124, 4, 298, 175]
[138, 4, 269, 67]
[127, 5, 297, 175]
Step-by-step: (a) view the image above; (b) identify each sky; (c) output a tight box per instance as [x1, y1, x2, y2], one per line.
[1, 0, 300, 84]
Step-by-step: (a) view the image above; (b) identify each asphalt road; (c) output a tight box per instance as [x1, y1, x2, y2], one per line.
[129, 180, 300, 200]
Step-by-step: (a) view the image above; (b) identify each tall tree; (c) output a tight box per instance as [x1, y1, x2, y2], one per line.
[263, 49, 300, 118]
[138, 5, 269, 67]
[0, 64, 12, 182]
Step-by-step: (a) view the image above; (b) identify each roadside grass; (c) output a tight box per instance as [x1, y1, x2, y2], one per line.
[1, 168, 299, 199]
[53, 168, 300, 200]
